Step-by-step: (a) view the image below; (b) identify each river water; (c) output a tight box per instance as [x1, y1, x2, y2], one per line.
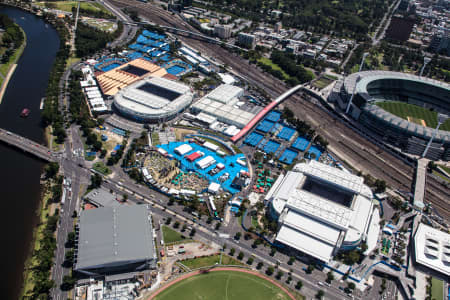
[0, 6, 60, 299]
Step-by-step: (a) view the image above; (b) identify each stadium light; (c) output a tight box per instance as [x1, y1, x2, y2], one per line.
[422, 113, 448, 158]
[346, 52, 369, 114]
[420, 56, 432, 77]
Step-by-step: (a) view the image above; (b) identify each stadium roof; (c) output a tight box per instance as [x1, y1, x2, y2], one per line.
[114, 77, 193, 121]
[271, 161, 377, 262]
[75, 205, 155, 271]
[414, 223, 450, 276]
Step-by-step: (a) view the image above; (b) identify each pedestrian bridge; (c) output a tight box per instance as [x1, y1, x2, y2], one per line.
[0, 128, 56, 162]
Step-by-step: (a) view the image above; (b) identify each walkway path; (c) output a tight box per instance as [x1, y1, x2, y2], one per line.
[147, 267, 297, 300]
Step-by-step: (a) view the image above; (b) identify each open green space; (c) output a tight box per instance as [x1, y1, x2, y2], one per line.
[35, 1, 112, 15]
[438, 164, 450, 174]
[152, 132, 160, 146]
[257, 57, 290, 80]
[431, 277, 444, 300]
[93, 161, 111, 175]
[153, 270, 294, 300]
[312, 76, 334, 89]
[162, 225, 187, 244]
[375, 101, 450, 131]
[180, 254, 243, 269]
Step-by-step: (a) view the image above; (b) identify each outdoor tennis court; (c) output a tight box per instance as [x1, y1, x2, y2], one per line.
[292, 136, 310, 151]
[277, 126, 296, 141]
[263, 140, 280, 154]
[279, 148, 298, 164]
[256, 120, 275, 133]
[244, 132, 264, 147]
[265, 111, 281, 122]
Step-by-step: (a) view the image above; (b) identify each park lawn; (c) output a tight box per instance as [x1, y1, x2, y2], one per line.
[93, 161, 111, 175]
[438, 164, 450, 174]
[162, 225, 187, 243]
[65, 55, 80, 70]
[180, 254, 243, 269]
[312, 77, 333, 89]
[153, 270, 294, 300]
[431, 277, 444, 300]
[0, 27, 26, 76]
[257, 57, 290, 80]
[375, 101, 450, 131]
[36, 1, 112, 15]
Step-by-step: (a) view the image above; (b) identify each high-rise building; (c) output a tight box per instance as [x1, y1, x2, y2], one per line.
[214, 24, 232, 39]
[237, 32, 256, 49]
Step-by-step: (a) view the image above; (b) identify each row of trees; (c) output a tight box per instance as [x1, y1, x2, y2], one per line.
[41, 15, 71, 144]
[270, 51, 314, 85]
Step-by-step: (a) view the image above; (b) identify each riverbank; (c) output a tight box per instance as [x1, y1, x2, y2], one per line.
[20, 178, 60, 298]
[0, 23, 27, 104]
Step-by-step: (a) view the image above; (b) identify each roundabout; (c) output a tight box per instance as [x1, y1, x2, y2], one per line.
[149, 267, 297, 300]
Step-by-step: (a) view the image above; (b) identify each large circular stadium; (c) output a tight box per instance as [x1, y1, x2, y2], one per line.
[113, 76, 193, 122]
[340, 71, 450, 161]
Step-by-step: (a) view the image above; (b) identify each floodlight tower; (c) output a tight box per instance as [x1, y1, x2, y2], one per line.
[422, 113, 448, 158]
[346, 52, 369, 114]
[420, 56, 431, 77]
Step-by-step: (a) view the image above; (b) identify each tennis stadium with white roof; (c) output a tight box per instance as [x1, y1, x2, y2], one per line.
[114, 76, 193, 122]
[268, 160, 380, 262]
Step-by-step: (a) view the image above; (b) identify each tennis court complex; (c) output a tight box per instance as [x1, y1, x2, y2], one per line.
[279, 148, 298, 164]
[277, 126, 296, 141]
[244, 132, 264, 147]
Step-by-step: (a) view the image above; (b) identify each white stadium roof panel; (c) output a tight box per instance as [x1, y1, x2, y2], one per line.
[276, 225, 335, 262]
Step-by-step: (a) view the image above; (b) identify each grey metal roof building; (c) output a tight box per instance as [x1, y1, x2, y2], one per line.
[75, 205, 156, 275]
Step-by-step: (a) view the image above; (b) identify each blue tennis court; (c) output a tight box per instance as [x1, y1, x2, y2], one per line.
[263, 140, 280, 154]
[270, 123, 282, 134]
[244, 132, 264, 146]
[308, 146, 322, 160]
[265, 111, 281, 122]
[279, 148, 298, 164]
[256, 120, 275, 133]
[101, 63, 121, 72]
[277, 126, 296, 141]
[292, 136, 310, 151]
[257, 139, 269, 150]
[158, 142, 248, 194]
[167, 65, 186, 75]
[142, 30, 165, 40]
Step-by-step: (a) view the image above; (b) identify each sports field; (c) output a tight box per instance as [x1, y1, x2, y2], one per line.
[375, 101, 450, 131]
[152, 270, 295, 300]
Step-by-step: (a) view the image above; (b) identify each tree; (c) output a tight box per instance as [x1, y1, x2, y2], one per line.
[165, 217, 172, 225]
[190, 228, 196, 237]
[61, 275, 76, 291]
[66, 232, 76, 248]
[306, 264, 315, 274]
[276, 271, 284, 280]
[256, 262, 264, 269]
[266, 266, 274, 276]
[174, 221, 180, 229]
[247, 257, 254, 265]
[182, 223, 187, 232]
[45, 162, 59, 178]
[316, 290, 324, 299]
[234, 232, 242, 240]
[237, 251, 244, 260]
[89, 173, 102, 189]
[288, 256, 295, 265]
[229, 248, 236, 256]
[326, 271, 334, 284]
[270, 247, 276, 256]
[215, 222, 221, 230]
[295, 280, 303, 290]
[207, 216, 213, 224]
[64, 250, 75, 267]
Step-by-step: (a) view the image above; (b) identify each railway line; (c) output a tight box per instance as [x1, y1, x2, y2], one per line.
[109, 0, 449, 218]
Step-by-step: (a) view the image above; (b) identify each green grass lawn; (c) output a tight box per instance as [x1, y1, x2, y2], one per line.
[152, 132, 160, 146]
[93, 161, 111, 175]
[180, 254, 243, 269]
[36, 1, 112, 15]
[312, 76, 334, 89]
[375, 101, 450, 131]
[162, 225, 187, 244]
[153, 270, 294, 300]
[257, 57, 290, 80]
[431, 277, 444, 300]
[438, 164, 450, 174]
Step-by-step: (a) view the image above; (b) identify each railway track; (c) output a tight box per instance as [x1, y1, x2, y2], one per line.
[110, 0, 450, 218]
